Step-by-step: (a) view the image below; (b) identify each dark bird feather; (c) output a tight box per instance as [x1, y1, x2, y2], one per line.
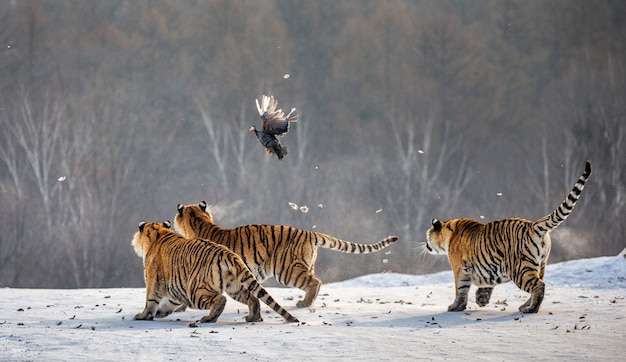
[249, 95, 297, 160]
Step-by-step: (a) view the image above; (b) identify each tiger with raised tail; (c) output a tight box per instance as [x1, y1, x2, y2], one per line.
[174, 203, 398, 308]
[424, 161, 591, 313]
[131, 220, 299, 325]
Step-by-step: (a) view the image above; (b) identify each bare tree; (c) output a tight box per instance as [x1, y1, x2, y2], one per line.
[197, 98, 261, 198]
[525, 134, 552, 213]
[8, 92, 66, 229]
[0, 91, 67, 286]
[0, 120, 25, 200]
[199, 103, 231, 193]
[390, 117, 471, 238]
[370, 115, 473, 276]
[232, 102, 253, 180]
[535, 47, 626, 259]
[0, 106, 27, 284]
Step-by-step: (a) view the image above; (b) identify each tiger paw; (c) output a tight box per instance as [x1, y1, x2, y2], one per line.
[447, 301, 467, 312]
[475, 287, 494, 307]
[245, 314, 263, 323]
[155, 310, 172, 319]
[518, 303, 540, 314]
[134, 311, 154, 320]
[199, 315, 219, 323]
[296, 300, 312, 308]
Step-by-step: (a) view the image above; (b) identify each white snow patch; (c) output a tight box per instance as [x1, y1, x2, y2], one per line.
[1, 251, 624, 361]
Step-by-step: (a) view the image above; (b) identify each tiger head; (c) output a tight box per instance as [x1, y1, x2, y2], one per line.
[426, 218, 483, 256]
[132, 220, 172, 258]
[425, 218, 453, 255]
[174, 201, 214, 238]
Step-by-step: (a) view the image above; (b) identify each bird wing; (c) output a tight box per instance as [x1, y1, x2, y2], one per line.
[255, 95, 298, 136]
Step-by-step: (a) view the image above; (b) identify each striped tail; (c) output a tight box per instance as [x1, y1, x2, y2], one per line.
[248, 280, 299, 323]
[315, 233, 398, 254]
[533, 161, 591, 236]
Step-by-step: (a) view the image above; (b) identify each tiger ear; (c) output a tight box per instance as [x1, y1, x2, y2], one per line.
[163, 220, 171, 229]
[177, 204, 184, 216]
[199, 201, 207, 211]
[432, 218, 442, 232]
[138, 220, 147, 233]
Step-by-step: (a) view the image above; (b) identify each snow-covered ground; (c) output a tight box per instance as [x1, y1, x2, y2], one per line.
[2, 250, 625, 361]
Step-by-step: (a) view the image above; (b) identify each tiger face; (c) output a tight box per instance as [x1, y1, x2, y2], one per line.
[425, 218, 459, 255]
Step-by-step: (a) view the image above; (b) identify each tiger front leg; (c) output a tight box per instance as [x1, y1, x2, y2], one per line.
[448, 272, 472, 312]
[134, 297, 160, 320]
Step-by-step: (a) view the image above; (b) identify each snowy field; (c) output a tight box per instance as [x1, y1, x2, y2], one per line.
[1, 250, 625, 361]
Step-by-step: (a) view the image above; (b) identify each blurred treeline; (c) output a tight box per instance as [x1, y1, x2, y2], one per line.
[0, 0, 624, 288]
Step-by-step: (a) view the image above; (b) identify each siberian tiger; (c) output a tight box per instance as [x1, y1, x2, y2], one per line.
[425, 161, 591, 313]
[131, 220, 299, 325]
[174, 203, 398, 308]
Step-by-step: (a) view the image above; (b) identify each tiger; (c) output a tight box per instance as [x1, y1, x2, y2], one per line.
[131, 220, 299, 325]
[174, 203, 398, 308]
[424, 161, 591, 314]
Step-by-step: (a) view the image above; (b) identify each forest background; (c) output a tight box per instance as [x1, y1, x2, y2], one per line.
[0, 0, 624, 288]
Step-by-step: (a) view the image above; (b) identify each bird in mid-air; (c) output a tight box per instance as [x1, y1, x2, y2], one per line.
[249, 95, 297, 160]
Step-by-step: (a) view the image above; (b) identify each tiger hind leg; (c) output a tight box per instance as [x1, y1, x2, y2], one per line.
[197, 294, 227, 323]
[229, 289, 262, 322]
[475, 287, 494, 307]
[515, 268, 545, 313]
[293, 272, 321, 308]
[519, 281, 545, 313]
